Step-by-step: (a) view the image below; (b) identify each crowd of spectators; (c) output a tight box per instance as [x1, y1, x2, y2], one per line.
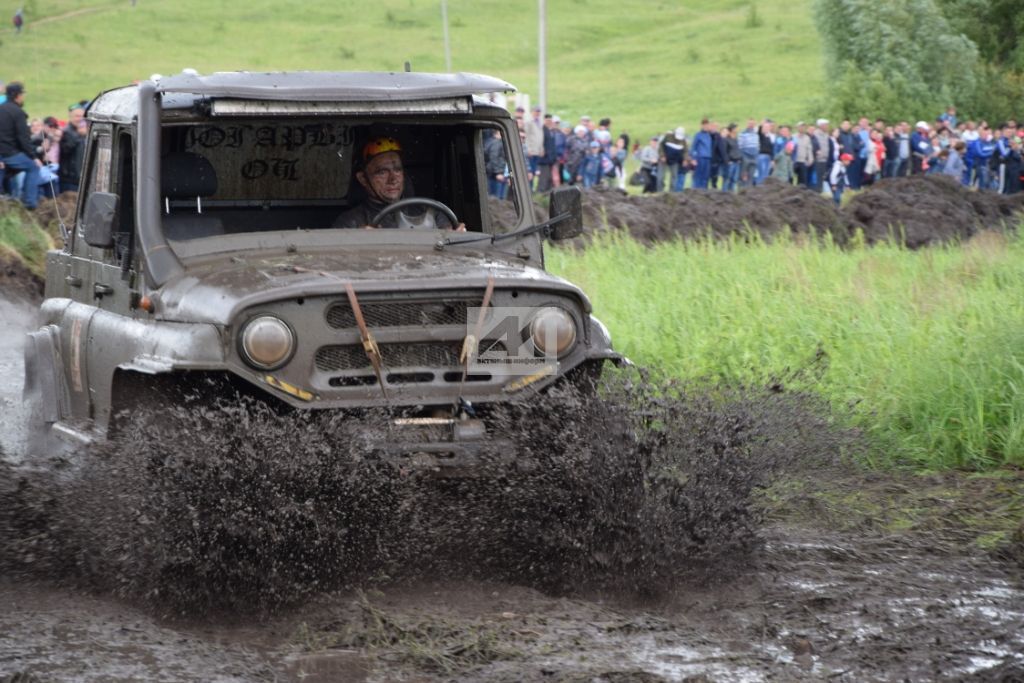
[493, 103, 1024, 206]
[0, 80, 88, 212]
[484, 105, 633, 199]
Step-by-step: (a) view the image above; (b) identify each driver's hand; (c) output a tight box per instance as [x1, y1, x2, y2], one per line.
[363, 225, 378, 230]
[454, 223, 467, 232]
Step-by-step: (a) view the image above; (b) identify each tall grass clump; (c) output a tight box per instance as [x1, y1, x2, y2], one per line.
[548, 230, 1024, 470]
[0, 210, 54, 276]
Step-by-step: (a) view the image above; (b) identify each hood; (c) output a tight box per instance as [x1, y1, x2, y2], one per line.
[153, 246, 588, 325]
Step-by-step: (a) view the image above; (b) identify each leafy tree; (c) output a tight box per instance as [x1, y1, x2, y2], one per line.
[813, 0, 979, 120]
[934, 0, 1024, 72]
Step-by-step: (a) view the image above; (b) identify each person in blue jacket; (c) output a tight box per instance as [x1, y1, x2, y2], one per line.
[690, 119, 713, 190]
[966, 126, 997, 191]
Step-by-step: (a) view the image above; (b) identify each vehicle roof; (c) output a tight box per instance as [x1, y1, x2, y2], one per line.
[88, 70, 516, 122]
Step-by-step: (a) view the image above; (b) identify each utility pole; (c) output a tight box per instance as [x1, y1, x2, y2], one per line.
[538, 0, 547, 115]
[441, 0, 452, 72]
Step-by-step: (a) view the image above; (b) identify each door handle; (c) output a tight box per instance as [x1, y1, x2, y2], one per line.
[94, 283, 114, 297]
[65, 275, 83, 287]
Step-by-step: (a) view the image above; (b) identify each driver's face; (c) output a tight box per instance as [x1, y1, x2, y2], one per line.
[359, 151, 404, 203]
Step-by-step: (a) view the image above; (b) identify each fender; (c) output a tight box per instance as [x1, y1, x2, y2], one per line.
[23, 324, 71, 425]
[84, 308, 226, 427]
[586, 314, 629, 367]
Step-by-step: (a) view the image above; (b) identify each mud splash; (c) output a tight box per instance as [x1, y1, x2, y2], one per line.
[0, 375, 847, 615]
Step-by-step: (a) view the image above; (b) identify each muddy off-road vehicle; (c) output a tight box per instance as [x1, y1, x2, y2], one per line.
[23, 70, 621, 469]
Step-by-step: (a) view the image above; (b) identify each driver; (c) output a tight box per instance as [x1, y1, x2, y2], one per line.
[333, 137, 463, 230]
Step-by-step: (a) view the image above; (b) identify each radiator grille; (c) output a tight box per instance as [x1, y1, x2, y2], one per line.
[315, 341, 507, 373]
[325, 299, 480, 329]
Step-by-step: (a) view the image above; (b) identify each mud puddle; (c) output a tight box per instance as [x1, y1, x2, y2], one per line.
[2, 523, 1022, 682]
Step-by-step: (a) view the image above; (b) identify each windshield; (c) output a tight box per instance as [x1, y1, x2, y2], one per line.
[158, 119, 525, 250]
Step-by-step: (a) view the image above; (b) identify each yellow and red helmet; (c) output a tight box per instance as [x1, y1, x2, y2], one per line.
[362, 136, 402, 162]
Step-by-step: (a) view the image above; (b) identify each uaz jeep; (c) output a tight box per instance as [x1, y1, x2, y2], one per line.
[23, 70, 620, 469]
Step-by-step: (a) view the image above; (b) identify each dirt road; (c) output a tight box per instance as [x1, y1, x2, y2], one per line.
[1, 295, 1022, 682]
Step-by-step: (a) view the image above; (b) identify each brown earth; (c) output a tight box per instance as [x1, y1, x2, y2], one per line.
[32, 191, 78, 238]
[545, 176, 1024, 249]
[844, 175, 1024, 248]
[0, 251, 43, 302]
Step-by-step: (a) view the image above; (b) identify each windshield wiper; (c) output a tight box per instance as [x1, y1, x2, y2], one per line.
[435, 211, 571, 252]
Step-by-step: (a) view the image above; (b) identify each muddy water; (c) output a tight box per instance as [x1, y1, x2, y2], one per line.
[1, 528, 1022, 682]
[0, 294, 35, 460]
[1, 296, 1022, 681]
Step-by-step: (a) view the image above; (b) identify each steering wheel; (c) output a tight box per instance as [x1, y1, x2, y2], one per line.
[371, 198, 459, 229]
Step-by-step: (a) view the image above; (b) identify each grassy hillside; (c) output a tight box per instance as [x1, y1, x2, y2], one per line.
[0, 0, 824, 139]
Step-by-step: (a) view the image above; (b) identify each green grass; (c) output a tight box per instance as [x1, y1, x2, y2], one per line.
[1, 0, 824, 139]
[0, 210, 54, 277]
[548, 231, 1024, 471]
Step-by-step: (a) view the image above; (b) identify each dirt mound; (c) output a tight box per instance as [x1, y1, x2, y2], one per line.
[0, 250, 43, 302]
[557, 177, 1024, 249]
[32, 191, 77, 240]
[0, 374, 849, 615]
[579, 179, 845, 245]
[843, 175, 1024, 248]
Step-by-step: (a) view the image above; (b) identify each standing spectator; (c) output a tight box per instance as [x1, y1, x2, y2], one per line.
[771, 140, 794, 184]
[896, 122, 911, 177]
[942, 141, 966, 184]
[551, 115, 566, 186]
[0, 82, 40, 210]
[737, 119, 759, 187]
[524, 105, 544, 189]
[580, 141, 602, 188]
[793, 122, 814, 187]
[773, 124, 792, 157]
[565, 125, 589, 186]
[853, 117, 871, 189]
[721, 123, 741, 191]
[536, 114, 557, 193]
[13, 8, 24, 33]
[62, 111, 88, 192]
[828, 153, 853, 207]
[910, 121, 931, 174]
[708, 121, 723, 189]
[483, 129, 508, 199]
[837, 120, 859, 186]
[996, 123, 1013, 194]
[967, 125, 996, 190]
[690, 119, 713, 190]
[1004, 136, 1021, 194]
[611, 135, 628, 190]
[812, 119, 830, 193]
[881, 126, 899, 178]
[961, 120, 979, 144]
[659, 127, 688, 192]
[635, 136, 660, 193]
[862, 129, 883, 185]
[756, 119, 775, 186]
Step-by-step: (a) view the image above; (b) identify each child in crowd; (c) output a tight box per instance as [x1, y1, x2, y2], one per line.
[829, 153, 853, 207]
[772, 141, 794, 183]
[580, 141, 603, 188]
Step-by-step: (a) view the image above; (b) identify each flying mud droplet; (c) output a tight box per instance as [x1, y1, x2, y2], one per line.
[0, 371, 853, 615]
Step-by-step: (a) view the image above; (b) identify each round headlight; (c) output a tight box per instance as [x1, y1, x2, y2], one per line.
[240, 316, 295, 370]
[530, 307, 577, 357]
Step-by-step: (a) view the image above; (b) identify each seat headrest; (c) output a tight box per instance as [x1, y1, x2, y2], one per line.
[161, 151, 218, 198]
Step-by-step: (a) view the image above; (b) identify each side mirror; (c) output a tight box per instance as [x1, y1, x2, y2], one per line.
[548, 186, 583, 241]
[81, 192, 120, 249]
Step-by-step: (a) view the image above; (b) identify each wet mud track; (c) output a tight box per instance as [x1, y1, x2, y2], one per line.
[2, 294, 1023, 682]
[1, 525, 1022, 682]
